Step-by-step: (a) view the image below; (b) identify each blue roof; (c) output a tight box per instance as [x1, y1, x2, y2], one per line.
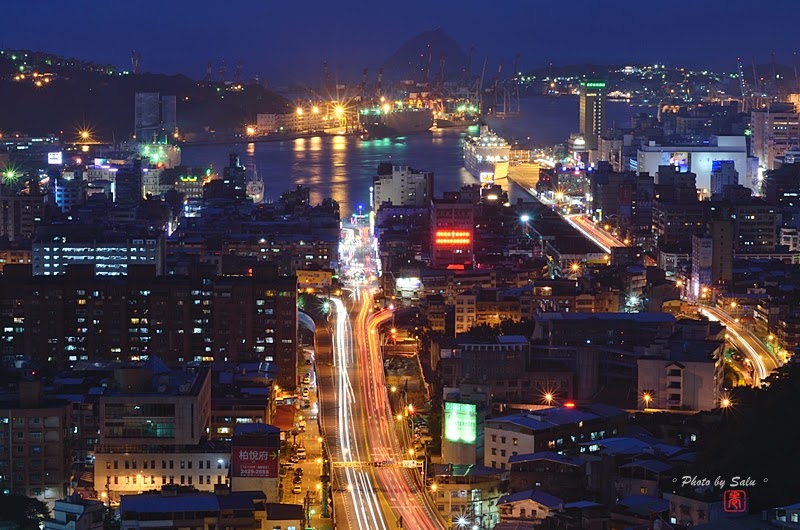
[537, 312, 675, 324]
[620, 460, 673, 473]
[121, 491, 265, 514]
[617, 495, 669, 515]
[488, 404, 625, 433]
[144, 356, 171, 375]
[499, 489, 563, 508]
[234, 423, 280, 436]
[508, 451, 585, 467]
[121, 493, 219, 513]
[580, 437, 683, 457]
[565, 501, 602, 509]
[497, 335, 529, 344]
[53, 377, 85, 385]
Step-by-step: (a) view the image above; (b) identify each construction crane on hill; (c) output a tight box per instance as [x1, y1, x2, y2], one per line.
[218, 59, 227, 83]
[130, 51, 141, 74]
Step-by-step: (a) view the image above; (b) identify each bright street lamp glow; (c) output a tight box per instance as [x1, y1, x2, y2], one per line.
[456, 517, 469, 528]
[296, 107, 303, 116]
[520, 214, 530, 222]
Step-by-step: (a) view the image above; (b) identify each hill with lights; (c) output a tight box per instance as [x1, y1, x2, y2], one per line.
[0, 50, 291, 139]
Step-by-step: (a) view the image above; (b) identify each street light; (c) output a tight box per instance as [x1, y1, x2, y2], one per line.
[543, 392, 554, 405]
[456, 517, 470, 528]
[520, 214, 530, 223]
[720, 397, 732, 408]
[642, 392, 652, 409]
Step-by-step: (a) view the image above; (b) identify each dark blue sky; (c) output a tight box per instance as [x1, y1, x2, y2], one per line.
[3, 0, 796, 83]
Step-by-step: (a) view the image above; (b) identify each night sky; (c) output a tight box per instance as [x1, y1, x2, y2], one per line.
[3, 0, 796, 83]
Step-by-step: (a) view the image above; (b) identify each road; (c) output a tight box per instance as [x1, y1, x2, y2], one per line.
[316, 220, 445, 530]
[699, 305, 780, 385]
[564, 214, 625, 254]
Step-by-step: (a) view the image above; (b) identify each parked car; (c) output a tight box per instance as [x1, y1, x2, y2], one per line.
[292, 485, 302, 494]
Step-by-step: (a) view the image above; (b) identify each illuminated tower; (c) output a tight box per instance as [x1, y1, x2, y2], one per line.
[579, 80, 607, 151]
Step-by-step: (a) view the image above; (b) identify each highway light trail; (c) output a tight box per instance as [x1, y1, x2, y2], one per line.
[332, 296, 389, 530]
[359, 296, 446, 530]
[564, 214, 616, 253]
[699, 306, 771, 385]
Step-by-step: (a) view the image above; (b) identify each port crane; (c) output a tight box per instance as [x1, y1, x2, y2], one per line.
[495, 53, 521, 118]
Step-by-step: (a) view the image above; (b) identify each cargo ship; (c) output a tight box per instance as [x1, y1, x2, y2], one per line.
[359, 106, 434, 138]
[463, 124, 510, 187]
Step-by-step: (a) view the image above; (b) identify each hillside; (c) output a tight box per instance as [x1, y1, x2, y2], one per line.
[382, 28, 468, 82]
[0, 51, 290, 139]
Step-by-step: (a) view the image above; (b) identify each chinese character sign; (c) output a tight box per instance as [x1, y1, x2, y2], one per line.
[724, 490, 747, 513]
[231, 446, 279, 478]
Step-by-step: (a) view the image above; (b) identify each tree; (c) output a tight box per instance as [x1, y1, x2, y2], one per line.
[693, 362, 800, 511]
[0, 494, 50, 529]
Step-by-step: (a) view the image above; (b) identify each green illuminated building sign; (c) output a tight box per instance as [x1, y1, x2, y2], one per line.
[582, 81, 606, 88]
[444, 402, 477, 444]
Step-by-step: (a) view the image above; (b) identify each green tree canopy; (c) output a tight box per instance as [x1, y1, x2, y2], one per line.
[694, 362, 800, 510]
[0, 494, 50, 529]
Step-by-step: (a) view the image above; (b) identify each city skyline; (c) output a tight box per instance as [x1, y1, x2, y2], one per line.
[3, 0, 798, 83]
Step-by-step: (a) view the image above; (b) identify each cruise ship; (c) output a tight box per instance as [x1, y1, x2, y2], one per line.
[463, 125, 510, 187]
[246, 167, 264, 204]
[359, 106, 434, 138]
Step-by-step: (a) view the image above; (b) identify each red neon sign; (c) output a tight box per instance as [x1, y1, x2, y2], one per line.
[435, 230, 472, 246]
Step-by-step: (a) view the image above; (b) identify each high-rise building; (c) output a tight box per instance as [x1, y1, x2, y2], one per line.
[222, 153, 247, 200]
[0, 180, 47, 241]
[751, 104, 800, 170]
[53, 174, 85, 213]
[579, 80, 606, 151]
[93, 363, 230, 502]
[32, 224, 164, 276]
[690, 220, 733, 300]
[709, 160, 739, 195]
[372, 163, 433, 209]
[135, 93, 178, 143]
[431, 196, 474, 269]
[0, 381, 71, 506]
[0, 264, 298, 387]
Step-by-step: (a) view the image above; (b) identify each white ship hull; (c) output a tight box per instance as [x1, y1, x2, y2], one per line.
[247, 180, 264, 204]
[463, 126, 511, 187]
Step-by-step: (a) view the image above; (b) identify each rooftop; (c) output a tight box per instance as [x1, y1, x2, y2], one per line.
[536, 312, 676, 324]
[487, 403, 626, 433]
[499, 489, 564, 508]
[508, 451, 585, 467]
[120, 490, 265, 515]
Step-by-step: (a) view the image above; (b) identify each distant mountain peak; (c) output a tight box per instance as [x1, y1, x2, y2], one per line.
[383, 28, 467, 81]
